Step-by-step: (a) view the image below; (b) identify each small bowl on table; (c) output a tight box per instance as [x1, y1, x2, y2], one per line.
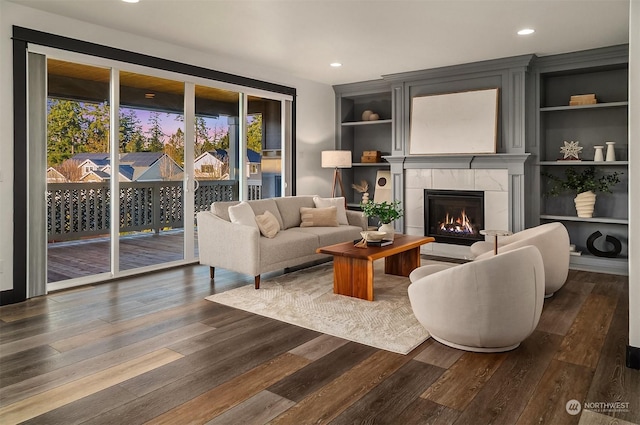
[361, 231, 385, 242]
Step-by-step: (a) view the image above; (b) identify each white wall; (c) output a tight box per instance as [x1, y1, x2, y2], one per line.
[0, 0, 336, 292]
[628, 0, 639, 349]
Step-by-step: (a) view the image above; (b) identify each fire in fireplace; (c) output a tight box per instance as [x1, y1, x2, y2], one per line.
[424, 190, 484, 245]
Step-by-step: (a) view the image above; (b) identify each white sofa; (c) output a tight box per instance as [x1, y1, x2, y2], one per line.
[408, 245, 545, 352]
[196, 196, 366, 288]
[470, 222, 570, 297]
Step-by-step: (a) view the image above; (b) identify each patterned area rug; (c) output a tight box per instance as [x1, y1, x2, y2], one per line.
[206, 260, 437, 354]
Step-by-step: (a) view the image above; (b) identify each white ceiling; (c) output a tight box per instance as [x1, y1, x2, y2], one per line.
[8, 0, 631, 85]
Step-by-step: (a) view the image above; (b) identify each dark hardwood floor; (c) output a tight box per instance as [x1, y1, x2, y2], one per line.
[1, 260, 638, 424]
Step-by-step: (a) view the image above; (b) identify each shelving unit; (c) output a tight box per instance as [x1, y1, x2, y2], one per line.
[333, 81, 392, 207]
[536, 47, 629, 274]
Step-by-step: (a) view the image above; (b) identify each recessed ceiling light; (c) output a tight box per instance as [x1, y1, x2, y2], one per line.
[330, 62, 342, 68]
[122, 0, 139, 3]
[517, 28, 535, 35]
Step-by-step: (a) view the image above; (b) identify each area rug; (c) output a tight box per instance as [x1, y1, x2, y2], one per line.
[205, 260, 442, 354]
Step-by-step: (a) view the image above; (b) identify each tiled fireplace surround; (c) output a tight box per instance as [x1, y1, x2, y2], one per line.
[387, 154, 531, 259]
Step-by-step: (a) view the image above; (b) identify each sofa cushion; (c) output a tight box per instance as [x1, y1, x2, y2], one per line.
[228, 202, 258, 229]
[259, 229, 320, 267]
[275, 196, 316, 229]
[247, 199, 284, 230]
[255, 210, 280, 238]
[300, 206, 339, 227]
[211, 201, 240, 222]
[313, 196, 348, 225]
[289, 225, 364, 247]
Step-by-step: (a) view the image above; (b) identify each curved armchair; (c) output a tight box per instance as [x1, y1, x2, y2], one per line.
[471, 222, 570, 297]
[408, 245, 545, 353]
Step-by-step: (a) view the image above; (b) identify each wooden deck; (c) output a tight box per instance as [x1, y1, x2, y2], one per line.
[0, 263, 637, 424]
[47, 230, 196, 283]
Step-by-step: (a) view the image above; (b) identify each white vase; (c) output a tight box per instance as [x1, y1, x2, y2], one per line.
[593, 146, 604, 162]
[574, 191, 596, 218]
[378, 222, 395, 241]
[605, 141, 616, 162]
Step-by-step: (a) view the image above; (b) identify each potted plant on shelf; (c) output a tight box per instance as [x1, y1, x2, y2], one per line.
[543, 166, 621, 218]
[360, 200, 404, 240]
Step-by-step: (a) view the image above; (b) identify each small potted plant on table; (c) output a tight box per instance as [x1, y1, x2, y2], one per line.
[360, 200, 404, 240]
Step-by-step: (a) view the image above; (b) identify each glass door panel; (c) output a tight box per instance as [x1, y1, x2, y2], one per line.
[118, 71, 185, 271]
[248, 96, 283, 199]
[193, 85, 241, 256]
[46, 59, 112, 283]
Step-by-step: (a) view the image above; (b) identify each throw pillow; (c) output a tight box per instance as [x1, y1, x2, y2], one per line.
[255, 210, 280, 238]
[300, 206, 339, 227]
[228, 202, 258, 229]
[313, 196, 348, 225]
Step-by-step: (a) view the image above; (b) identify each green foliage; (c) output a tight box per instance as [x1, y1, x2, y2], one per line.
[145, 111, 165, 152]
[247, 114, 262, 153]
[47, 99, 90, 165]
[543, 166, 621, 196]
[360, 200, 404, 224]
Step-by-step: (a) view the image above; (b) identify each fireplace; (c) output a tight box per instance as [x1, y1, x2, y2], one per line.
[424, 190, 484, 245]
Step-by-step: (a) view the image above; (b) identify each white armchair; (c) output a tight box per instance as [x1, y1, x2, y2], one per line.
[408, 245, 545, 353]
[471, 222, 570, 297]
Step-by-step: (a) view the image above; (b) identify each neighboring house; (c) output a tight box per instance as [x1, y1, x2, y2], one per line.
[79, 169, 111, 182]
[120, 152, 183, 181]
[78, 158, 109, 175]
[193, 149, 261, 182]
[46, 167, 67, 183]
[246, 148, 262, 183]
[83, 165, 134, 182]
[194, 150, 228, 180]
[69, 152, 183, 182]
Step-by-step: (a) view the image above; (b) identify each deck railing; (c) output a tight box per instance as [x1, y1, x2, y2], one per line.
[47, 180, 260, 242]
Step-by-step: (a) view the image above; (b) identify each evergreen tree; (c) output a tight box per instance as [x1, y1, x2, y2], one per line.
[165, 128, 185, 166]
[47, 99, 89, 165]
[85, 102, 110, 153]
[120, 109, 145, 153]
[247, 114, 263, 153]
[145, 111, 165, 152]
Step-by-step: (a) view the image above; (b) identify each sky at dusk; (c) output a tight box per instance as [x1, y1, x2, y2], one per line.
[129, 108, 230, 141]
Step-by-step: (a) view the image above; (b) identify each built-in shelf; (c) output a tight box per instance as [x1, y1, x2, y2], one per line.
[569, 253, 628, 275]
[540, 214, 628, 224]
[341, 119, 392, 126]
[539, 161, 628, 166]
[539, 101, 628, 112]
[352, 162, 390, 167]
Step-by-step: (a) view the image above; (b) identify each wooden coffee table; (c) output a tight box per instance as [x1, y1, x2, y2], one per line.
[317, 234, 435, 301]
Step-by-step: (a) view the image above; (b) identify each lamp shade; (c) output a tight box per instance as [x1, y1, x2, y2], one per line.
[321, 150, 352, 168]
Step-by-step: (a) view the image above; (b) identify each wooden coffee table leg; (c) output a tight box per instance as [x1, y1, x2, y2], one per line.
[332, 256, 374, 301]
[385, 247, 420, 276]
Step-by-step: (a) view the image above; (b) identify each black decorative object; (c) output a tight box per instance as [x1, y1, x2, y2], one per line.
[586, 231, 622, 258]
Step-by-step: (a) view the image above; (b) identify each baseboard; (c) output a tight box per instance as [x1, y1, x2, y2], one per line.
[627, 345, 640, 369]
[0, 288, 25, 306]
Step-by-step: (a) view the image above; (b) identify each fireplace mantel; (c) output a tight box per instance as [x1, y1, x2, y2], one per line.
[384, 153, 531, 173]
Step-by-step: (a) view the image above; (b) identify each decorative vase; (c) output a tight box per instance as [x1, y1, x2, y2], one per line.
[574, 191, 596, 218]
[361, 192, 369, 203]
[378, 222, 395, 241]
[593, 146, 604, 162]
[361, 110, 373, 121]
[605, 141, 616, 162]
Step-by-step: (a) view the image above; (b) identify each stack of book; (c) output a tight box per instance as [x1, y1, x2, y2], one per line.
[569, 94, 597, 106]
[361, 150, 381, 163]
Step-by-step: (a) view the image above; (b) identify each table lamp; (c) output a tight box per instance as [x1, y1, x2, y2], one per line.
[321, 150, 352, 199]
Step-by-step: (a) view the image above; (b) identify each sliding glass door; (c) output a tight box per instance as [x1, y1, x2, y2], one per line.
[46, 59, 113, 283]
[33, 48, 291, 291]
